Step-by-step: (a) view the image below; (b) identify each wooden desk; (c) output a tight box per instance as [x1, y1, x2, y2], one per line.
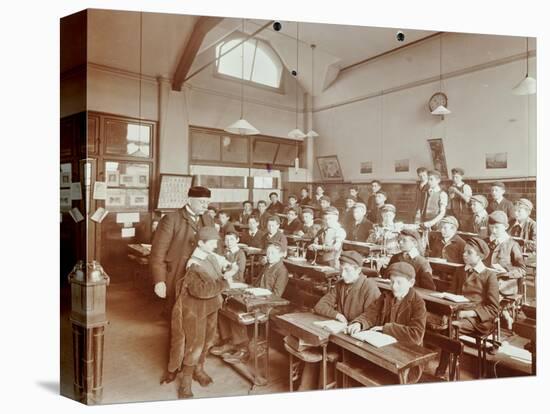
[221, 290, 289, 390]
[330, 331, 438, 385]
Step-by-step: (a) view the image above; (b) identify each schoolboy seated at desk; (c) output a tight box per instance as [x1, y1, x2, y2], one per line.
[309, 206, 347, 268]
[349, 262, 427, 346]
[344, 202, 374, 242]
[211, 242, 289, 363]
[284, 194, 302, 218]
[367, 204, 401, 255]
[255, 200, 270, 231]
[367, 190, 387, 224]
[239, 215, 265, 249]
[415, 169, 448, 230]
[470, 195, 489, 238]
[509, 198, 536, 253]
[381, 229, 436, 290]
[262, 215, 288, 254]
[427, 216, 466, 264]
[267, 192, 285, 215]
[486, 211, 526, 328]
[282, 207, 303, 235]
[224, 231, 247, 283]
[295, 208, 322, 239]
[435, 237, 499, 379]
[296, 251, 382, 390]
[487, 181, 515, 223]
[239, 200, 254, 225]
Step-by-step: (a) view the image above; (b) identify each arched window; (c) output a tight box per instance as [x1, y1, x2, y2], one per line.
[215, 35, 283, 90]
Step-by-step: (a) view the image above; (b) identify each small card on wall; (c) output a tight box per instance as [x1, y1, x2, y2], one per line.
[91, 207, 109, 223]
[70, 182, 82, 200]
[121, 227, 135, 238]
[69, 207, 84, 223]
[93, 181, 107, 200]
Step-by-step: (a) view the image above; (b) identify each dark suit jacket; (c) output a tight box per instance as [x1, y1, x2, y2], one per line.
[150, 207, 215, 291]
[383, 252, 436, 290]
[450, 266, 499, 335]
[353, 288, 427, 345]
[428, 233, 466, 264]
[314, 275, 381, 321]
[254, 260, 289, 297]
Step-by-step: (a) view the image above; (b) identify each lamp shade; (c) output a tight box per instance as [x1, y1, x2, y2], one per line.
[224, 118, 260, 135]
[431, 105, 451, 115]
[306, 129, 319, 138]
[512, 76, 536, 95]
[288, 128, 307, 139]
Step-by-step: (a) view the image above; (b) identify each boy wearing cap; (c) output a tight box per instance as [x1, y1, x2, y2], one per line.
[349, 262, 427, 346]
[416, 170, 448, 229]
[435, 237, 500, 378]
[256, 200, 270, 231]
[309, 207, 347, 267]
[267, 192, 284, 214]
[262, 215, 288, 254]
[367, 190, 387, 224]
[151, 186, 215, 315]
[448, 168, 472, 231]
[295, 208, 322, 239]
[299, 187, 312, 207]
[367, 204, 401, 255]
[224, 231, 247, 283]
[240, 215, 265, 248]
[510, 198, 536, 253]
[487, 182, 515, 223]
[367, 180, 383, 213]
[239, 200, 254, 225]
[282, 207, 303, 235]
[382, 229, 436, 290]
[296, 251, 382, 390]
[428, 216, 466, 264]
[166, 226, 238, 398]
[470, 195, 489, 238]
[215, 242, 289, 363]
[345, 202, 374, 242]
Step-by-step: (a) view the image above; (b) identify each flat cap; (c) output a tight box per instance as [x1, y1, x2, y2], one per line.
[491, 181, 506, 190]
[353, 202, 367, 211]
[387, 262, 416, 280]
[440, 216, 459, 229]
[380, 203, 396, 213]
[489, 211, 509, 228]
[466, 237, 490, 260]
[323, 206, 340, 216]
[470, 194, 488, 208]
[399, 229, 422, 245]
[451, 167, 465, 176]
[196, 226, 220, 242]
[515, 198, 533, 211]
[188, 186, 211, 198]
[339, 251, 364, 267]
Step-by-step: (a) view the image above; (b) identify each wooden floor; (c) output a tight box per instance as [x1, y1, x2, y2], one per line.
[60, 280, 532, 405]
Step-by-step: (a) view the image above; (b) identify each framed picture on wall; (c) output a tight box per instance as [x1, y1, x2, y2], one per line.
[427, 138, 449, 178]
[317, 155, 344, 181]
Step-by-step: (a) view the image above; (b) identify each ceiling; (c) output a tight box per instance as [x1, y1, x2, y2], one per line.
[81, 10, 436, 95]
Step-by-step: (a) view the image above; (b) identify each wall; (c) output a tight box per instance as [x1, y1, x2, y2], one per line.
[313, 33, 537, 182]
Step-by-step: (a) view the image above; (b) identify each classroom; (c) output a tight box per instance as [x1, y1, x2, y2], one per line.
[60, 8, 537, 404]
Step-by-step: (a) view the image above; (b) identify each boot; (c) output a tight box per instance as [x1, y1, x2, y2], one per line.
[193, 363, 213, 387]
[178, 366, 194, 399]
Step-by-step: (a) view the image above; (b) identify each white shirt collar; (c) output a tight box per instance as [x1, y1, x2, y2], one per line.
[464, 261, 486, 273]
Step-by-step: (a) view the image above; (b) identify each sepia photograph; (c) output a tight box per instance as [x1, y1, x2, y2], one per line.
[59, 6, 538, 408]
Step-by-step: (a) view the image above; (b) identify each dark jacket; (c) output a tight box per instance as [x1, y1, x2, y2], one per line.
[254, 260, 289, 297]
[314, 275, 381, 321]
[509, 217, 536, 253]
[353, 288, 427, 345]
[450, 265, 499, 335]
[345, 217, 374, 242]
[487, 198, 515, 223]
[240, 229, 265, 248]
[428, 232, 466, 264]
[383, 252, 436, 290]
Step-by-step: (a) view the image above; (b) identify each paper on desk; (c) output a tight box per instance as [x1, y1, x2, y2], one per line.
[351, 330, 397, 347]
[313, 320, 347, 334]
[245, 287, 272, 297]
[430, 292, 470, 303]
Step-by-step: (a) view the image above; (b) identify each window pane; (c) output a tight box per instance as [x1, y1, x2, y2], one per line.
[104, 119, 151, 158]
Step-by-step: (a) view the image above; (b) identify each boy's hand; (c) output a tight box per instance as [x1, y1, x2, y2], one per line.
[335, 313, 348, 324]
[346, 322, 361, 335]
[154, 282, 167, 298]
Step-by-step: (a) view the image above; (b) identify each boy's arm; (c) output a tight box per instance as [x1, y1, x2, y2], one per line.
[382, 296, 427, 345]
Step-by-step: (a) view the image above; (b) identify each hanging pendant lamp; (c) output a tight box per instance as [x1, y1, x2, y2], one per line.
[306, 43, 319, 138]
[224, 18, 260, 135]
[431, 33, 451, 117]
[288, 22, 306, 139]
[512, 37, 536, 96]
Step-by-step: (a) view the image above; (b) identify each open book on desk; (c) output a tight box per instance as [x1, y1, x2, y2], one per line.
[350, 330, 397, 348]
[430, 292, 470, 303]
[313, 319, 347, 334]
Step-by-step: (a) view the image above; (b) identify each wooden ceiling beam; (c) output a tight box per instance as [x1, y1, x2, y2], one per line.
[171, 16, 223, 91]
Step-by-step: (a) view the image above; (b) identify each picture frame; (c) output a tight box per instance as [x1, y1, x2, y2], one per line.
[427, 138, 449, 178]
[316, 155, 344, 181]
